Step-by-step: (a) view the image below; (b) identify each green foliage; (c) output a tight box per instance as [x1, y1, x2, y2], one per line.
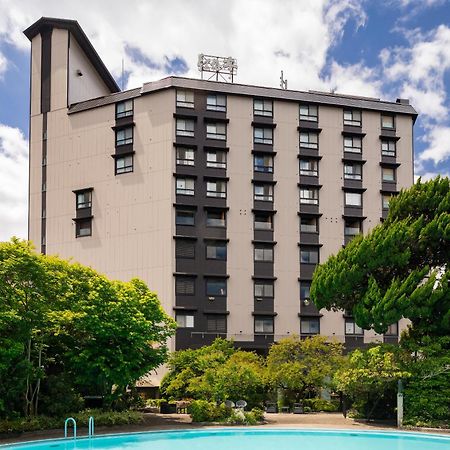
[302, 398, 339, 412]
[0, 238, 175, 418]
[311, 177, 450, 338]
[267, 335, 344, 405]
[189, 400, 231, 422]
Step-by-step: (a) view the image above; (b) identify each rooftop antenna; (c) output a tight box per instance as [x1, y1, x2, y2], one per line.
[121, 58, 125, 90]
[280, 70, 288, 89]
[198, 54, 237, 82]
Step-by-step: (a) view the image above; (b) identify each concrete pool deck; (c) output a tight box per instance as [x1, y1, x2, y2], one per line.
[0, 412, 447, 445]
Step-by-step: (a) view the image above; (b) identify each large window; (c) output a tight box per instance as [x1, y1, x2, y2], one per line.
[76, 190, 92, 209]
[382, 167, 396, 182]
[344, 163, 362, 180]
[344, 219, 362, 236]
[176, 118, 195, 137]
[344, 136, 362, 153]
[254, 213, 273, 230]
[299, 159, 318, 176]
[175, 208, 195, 226]
[207, 315, 227, 332]
[300, 281, 311, 300]
[206, 241, 227, 260]
[176, 90, 194, 108]
[299, 104, 318, 122]
[206, 150, 227, 169]
[344, 109, 362, 126]
[254, 154, 274, 173]
[299, 132, 318, 149]
[254, 280, 274, 298]
[345, 319, 363, 335]
[300, 217, 318, 233]
[206, 122, 226, 140]
[254, 183, 273, 202]
[206, 278, 227, 296]
[300, 247, 319, 264]
[175, 277, 195, 295]
[254, 244, 274, 262]
[254, 99, 273, 117]
[115, 154, 133, 174]
[207, 94, 226, 112]
[176, 147, 195, 166]
[206, 210, 226, 227]
[301, 317, 319, 335]
[115, 127, 133, 146]
[381, 114, 395, 129]
[254, 316, 274, 333]
[345, 192, 362, 207]
[116, 99, 133, 118]
[254, 127, 273, 145]
[175, 240, 195, 259]
[300, 188, 319, 205]
[382, 194, 392, 209]
[176, 177, 195, 196]
[381, 140, 396, 157]
[75, 219, 92, 238]
[206, 180, 227, 198]
[176, 314, 194, 328]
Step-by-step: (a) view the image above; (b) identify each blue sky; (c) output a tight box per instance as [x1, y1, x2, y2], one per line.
[0, 0, 450, 240]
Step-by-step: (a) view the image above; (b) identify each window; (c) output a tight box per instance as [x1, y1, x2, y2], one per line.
[300, 247, 319, 264]
[254, 127, 273, 145]
[75, 219, 92, 238]
[176, 118, 195, 137]
[254, 280, 274, 298]
[382, 194, 391, 209]
[176, 177, 195, 196]
[382, 167, 396, 182]
[345, 192, 362, 207]
[345, 319, 363, 335]
[300, 281, 311, 300]
[254, 183, 273, 202]
[344, 109, 362, 126]
[385, 322, 398, 336]
[206, 210, 226, 227]
[344, 136, 362, 153]
[115, 155, 133, 174]
[175, 240, 195, 258]
[176, 147, 195, 166]
[206, 241, 227, 260]
[175, 277, 195, 295]
[254, 154, 274, 173]
[344, 163, 362, 180]
[301, 317, 319, 335]
[206, 150, 227, 169]
[206, 122, 226, 140]
[255, 316, 274, 333]
[381, 140, 396, 157]
[76, 190, 92, 209]
[381, 114, 395, 129]
[254, 213, 273, 230]
[299, 132, 318, 149]
[206, 180, 226, 198]
[300, 188, 319, 205]
[344, 219, 362, 236]
[116, 99, 133, 118]
[254, 244, 274, 262]
[175, 208, 195, 226]
[207, 315, 227, 332]
[115, 127, 133, 146]
[206, 94, 226, 112]
[299, 159, 318, 176]
[206, 278, 227, 296]
[176, 90, 194, 108]
[299, 104, 318, 122]
[300, 217, 318, 233]
[254, 99, 273, 117]
[176, 314, 194, 328]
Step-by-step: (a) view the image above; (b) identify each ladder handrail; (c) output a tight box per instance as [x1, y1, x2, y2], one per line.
[88, 416, 95, 437]
[64, 417, 77, 439]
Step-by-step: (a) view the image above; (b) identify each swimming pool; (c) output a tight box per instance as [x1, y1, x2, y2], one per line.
[2, 429, 450, 450]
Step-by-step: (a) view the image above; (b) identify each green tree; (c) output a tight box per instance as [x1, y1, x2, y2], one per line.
[311, 177, 450, 337]
[266, 335, 343, 405]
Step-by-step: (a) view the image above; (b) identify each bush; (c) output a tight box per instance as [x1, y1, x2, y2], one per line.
[189, 400, 230, 422]
[302, 398, 339, 412]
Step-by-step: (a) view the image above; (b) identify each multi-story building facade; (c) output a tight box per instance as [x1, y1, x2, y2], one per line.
[25, 18, 417, 355]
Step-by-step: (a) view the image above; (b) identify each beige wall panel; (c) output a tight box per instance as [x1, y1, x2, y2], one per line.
[364, 328, 383, 344]
[30, 34, 41, 117]
[226, 95, 254, 341]
[273, 100, 301, 335]
[396, 115, 414, 190]
[50, 29, 68, 111]
[320, 310, 345, 343]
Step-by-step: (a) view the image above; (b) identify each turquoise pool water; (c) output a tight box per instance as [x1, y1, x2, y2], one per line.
[2, 429, 450, 450]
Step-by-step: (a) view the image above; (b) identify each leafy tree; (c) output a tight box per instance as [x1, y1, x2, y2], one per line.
[311, 177, 450, 337]
[266, 335, 343, 405]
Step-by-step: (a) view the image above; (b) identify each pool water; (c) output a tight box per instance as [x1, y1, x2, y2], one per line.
[2, 429, 449, 450]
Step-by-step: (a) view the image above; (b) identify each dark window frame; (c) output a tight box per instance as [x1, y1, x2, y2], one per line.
[75, 218, 92, 238]
[206, 122, 227, 140]
[381, 114, 396, 130]
[175, 277, 195, 296]
[175, 240, 196, 259]
[300, 216, 318, 233]
[343, 109, 362, 127]
[254, 280, 274, 298]
[206, 315, 227, 332]
[206, 209, 226, 228]
[254, 127, 273, 145]
[205, 241, 227, 260]
[115, 154, 134, 175]
[300, 247, 319, 264]
[254, 154, 274, 173]
[176, 147, 195, 166]
[299, 104, 318, 122]
[76, 190, 92, 209]
[254, 316, 274, 334]
[254, 244, 274, 262]
[206, 93, 227, 112]
[115, 126, 133, 146]
[253, 98, 273, 117]
[115, 99, 133, 119]
[300, 317, 320, 335]
[175, 208, 196, 226]
[205, 278, 227, 296]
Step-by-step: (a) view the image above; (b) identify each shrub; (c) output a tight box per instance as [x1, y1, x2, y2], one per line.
[189, 400, 230, 422]
[302, 398, 339, 412]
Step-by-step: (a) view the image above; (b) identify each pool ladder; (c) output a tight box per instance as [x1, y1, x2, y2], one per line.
[64, 416, 94, 439]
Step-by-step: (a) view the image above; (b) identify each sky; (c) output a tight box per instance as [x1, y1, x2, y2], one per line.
[0, 0, 450, 241]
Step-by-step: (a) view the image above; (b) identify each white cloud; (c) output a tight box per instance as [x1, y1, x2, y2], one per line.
[0, 51, 7, 77]
[418, 125, 450, 164]
[0, 124, 28, 241]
